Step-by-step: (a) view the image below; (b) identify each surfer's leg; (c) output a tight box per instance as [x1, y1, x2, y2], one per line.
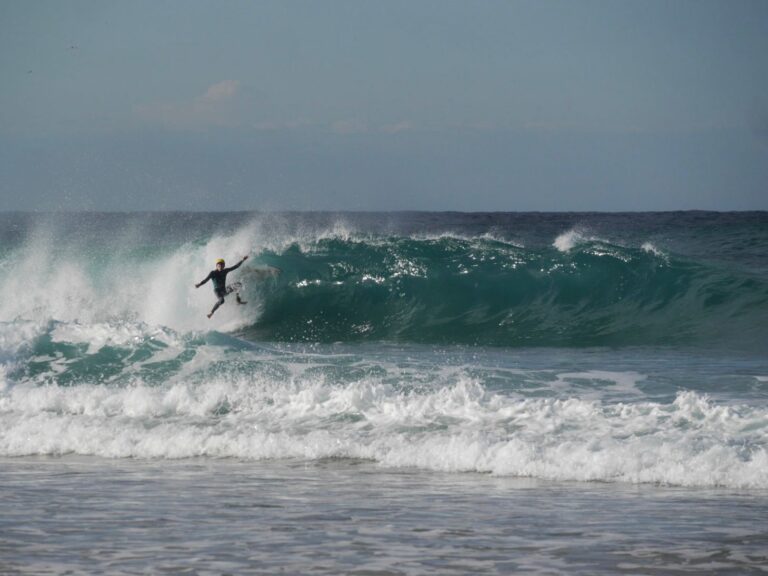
[208, 296, 225, 318]
[225, 283, 246, 305]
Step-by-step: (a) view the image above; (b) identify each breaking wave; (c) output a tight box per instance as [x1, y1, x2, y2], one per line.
[2, 212, 767, 488]
[1, 214, 766, 348]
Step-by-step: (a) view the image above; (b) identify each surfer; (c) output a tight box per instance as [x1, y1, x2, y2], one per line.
[195, 256, 249, 318]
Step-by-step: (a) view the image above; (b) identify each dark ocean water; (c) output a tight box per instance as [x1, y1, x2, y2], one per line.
[1, 211, 767, 574]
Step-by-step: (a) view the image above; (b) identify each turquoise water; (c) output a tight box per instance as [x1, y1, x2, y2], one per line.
[1, 211, 766, 573]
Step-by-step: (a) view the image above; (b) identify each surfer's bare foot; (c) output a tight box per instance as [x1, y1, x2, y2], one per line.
[207, 313, 213, 319]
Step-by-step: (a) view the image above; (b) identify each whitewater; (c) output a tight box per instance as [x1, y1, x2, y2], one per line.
[1, 211, 767, 574]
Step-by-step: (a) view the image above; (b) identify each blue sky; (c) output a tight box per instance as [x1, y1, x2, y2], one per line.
[2, 0, 767, 211]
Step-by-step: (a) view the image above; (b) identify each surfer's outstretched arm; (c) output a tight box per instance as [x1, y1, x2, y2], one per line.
[224, 255, 248, 274]
[195, 271, 213, 288]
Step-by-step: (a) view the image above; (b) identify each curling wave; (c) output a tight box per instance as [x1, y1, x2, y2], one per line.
[248, 234, 768, 348]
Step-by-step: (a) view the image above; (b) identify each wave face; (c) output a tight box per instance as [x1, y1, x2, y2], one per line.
[250, 233, 768, 348]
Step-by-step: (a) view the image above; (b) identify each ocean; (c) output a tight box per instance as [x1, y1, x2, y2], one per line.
[1, 211, 767, 574]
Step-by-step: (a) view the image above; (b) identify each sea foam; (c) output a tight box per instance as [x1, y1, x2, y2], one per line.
[1, 369, 766, 489]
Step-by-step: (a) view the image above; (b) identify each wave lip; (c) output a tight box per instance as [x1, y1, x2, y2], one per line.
[553, 228, 585, 252]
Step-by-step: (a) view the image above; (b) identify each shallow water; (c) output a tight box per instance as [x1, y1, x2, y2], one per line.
[1, 457, 767, 575]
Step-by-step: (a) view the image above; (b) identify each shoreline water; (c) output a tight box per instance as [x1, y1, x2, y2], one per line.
[2, 456, 767, 575]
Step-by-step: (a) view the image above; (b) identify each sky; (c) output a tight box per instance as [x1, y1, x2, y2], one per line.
[1, 0, 767, 211]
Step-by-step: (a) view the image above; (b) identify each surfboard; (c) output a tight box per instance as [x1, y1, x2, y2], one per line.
[225, 281, 243, 295]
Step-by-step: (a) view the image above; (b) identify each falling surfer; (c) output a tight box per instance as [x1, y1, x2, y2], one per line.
[195, 256, 249, 318]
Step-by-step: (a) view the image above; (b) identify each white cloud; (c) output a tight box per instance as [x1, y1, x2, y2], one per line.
[199, 80, 240, 104]
[252, 119, 314, 131]
[381, 121, 412, 134]
[331, 119, 368, 135]
[136, 80, 241, 128]
[330, 120, 414, 135]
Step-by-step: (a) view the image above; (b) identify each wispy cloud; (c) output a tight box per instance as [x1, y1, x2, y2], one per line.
[331, 119, 369, 135]
[136, 80, 241, 128]
[199, 80, 239, 104]
[329, 120, 413, 135]
[381, 121, 412, 134]
[252, 119, 314, 131]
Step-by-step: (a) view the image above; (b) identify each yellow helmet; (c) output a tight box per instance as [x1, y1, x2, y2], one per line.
[215, 258, 225, 265]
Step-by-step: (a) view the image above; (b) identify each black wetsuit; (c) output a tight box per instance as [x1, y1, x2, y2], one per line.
[198, 260, 245, 312]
